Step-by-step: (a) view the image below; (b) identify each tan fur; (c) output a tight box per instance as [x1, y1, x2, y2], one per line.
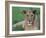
[23, 10, 35, 30]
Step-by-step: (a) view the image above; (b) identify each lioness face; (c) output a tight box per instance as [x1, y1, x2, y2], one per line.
[26, 10, 34, 24]
[23, 10, 35, 26]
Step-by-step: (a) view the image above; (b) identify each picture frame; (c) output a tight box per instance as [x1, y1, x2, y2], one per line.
[5, 1, 45, 37]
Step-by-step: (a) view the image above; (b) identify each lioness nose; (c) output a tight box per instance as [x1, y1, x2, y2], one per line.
[29, 20, 31, 24]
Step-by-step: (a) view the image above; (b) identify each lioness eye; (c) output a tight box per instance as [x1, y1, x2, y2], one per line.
[27, 15, 29, 16]
[31, 15, 33, 16]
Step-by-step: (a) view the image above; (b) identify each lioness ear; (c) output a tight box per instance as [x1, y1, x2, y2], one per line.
[33, 10, 36, 14]
[22, 10, 26, 14]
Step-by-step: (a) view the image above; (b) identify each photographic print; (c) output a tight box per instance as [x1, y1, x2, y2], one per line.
[12, 7, 40, 31]
[5, 1, 45, 37]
